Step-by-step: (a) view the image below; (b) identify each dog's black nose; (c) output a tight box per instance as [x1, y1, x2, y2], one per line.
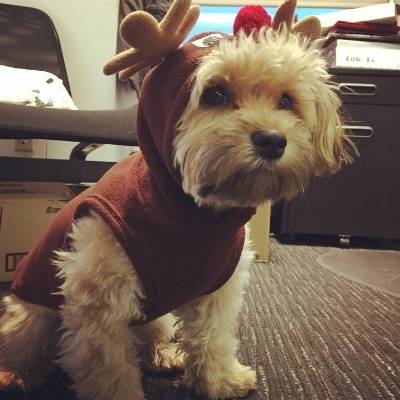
[251, 130, 287, 160]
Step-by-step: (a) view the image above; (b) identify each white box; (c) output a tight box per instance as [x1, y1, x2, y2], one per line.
[0, 182, 74, 282]
[318, 2, 400, 31]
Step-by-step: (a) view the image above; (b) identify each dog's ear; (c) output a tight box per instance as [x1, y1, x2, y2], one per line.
[312, 86, 355, 176]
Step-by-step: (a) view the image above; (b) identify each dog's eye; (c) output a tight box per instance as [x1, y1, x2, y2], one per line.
[278, 93, 293, 109]
[201, 85, 229, 106]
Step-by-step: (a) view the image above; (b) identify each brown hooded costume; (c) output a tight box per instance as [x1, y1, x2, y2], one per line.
[11, 35, 255, 323]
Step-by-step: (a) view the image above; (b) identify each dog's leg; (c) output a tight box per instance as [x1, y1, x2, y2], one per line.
[55, 212, 146, 400]
[136, 313, 183, 372]
[0, 295, 60, 391]
[174, 237, 256, 399]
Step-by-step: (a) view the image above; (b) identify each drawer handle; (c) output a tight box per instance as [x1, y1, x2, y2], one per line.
[338, 83, 377, 96]
[342, 125, 374, 138]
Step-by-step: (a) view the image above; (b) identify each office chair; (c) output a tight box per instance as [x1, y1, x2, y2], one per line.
[0, 2, 138, 184]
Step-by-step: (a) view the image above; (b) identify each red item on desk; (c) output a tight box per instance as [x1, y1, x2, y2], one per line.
[328, 20, 400, 35]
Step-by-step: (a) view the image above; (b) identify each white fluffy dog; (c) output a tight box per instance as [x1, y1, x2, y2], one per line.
[0, 1, 352, 399]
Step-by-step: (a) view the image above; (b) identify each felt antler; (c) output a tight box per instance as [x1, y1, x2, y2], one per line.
[273, 0, 321, 40]
[103, 0, 200, 80]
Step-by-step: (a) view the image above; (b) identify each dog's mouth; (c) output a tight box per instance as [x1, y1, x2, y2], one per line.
[198, 159, 269, 198]
[196, 155, 311, 208]
[199, 184, 218, 198]
[198, 166, 281, 207]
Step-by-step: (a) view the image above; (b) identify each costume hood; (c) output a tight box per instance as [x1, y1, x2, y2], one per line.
[137, 34, 247, 222]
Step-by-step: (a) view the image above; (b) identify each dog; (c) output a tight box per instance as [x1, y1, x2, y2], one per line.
[0, 1, 352, 399]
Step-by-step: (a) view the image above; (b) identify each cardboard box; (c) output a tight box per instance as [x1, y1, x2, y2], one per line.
[249, 201, 271, 262]
[0, 181, 271, 282]
[0, 182, 74, 282]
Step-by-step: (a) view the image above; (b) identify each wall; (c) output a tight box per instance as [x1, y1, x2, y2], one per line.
[195, 1, 387, 6]
[191, 4, 344, 37]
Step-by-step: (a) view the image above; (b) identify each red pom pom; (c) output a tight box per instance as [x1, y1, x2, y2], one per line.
[233, 5, 272, 36]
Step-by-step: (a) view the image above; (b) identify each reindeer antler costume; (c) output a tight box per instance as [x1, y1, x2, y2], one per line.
[11, 0, 321, 322]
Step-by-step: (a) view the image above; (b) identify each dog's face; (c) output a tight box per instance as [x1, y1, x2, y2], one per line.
[174, 29, 351, 209]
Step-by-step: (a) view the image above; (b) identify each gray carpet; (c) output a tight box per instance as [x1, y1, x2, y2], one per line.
[235, 240, 400, 400]
[1, 239, 400, 399]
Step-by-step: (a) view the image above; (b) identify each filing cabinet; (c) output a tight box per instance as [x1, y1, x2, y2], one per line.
[272, 68, 400, 240]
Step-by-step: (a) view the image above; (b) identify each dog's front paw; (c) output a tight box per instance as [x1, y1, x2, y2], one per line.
[0, 370, 24, 392]
[153, 342, 184, 371]
[183, 362, 256, 399]
[144, 342, 184, 372]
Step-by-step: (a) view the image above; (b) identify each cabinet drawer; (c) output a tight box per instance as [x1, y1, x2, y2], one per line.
[339, 104, 400, 175]
[285, 104, 400, 239]
[340, 103, 399, 144]
[339, 104, 376, 142]
[332, 74, 400, 106]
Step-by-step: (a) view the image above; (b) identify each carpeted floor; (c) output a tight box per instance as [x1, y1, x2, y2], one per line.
[1, 238, 399, 400]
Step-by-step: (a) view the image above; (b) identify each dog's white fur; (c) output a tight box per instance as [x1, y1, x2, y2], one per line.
[0, 29, 350, 399]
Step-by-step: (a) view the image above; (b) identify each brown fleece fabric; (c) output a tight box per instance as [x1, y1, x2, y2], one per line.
[11, 35, 255, 323]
